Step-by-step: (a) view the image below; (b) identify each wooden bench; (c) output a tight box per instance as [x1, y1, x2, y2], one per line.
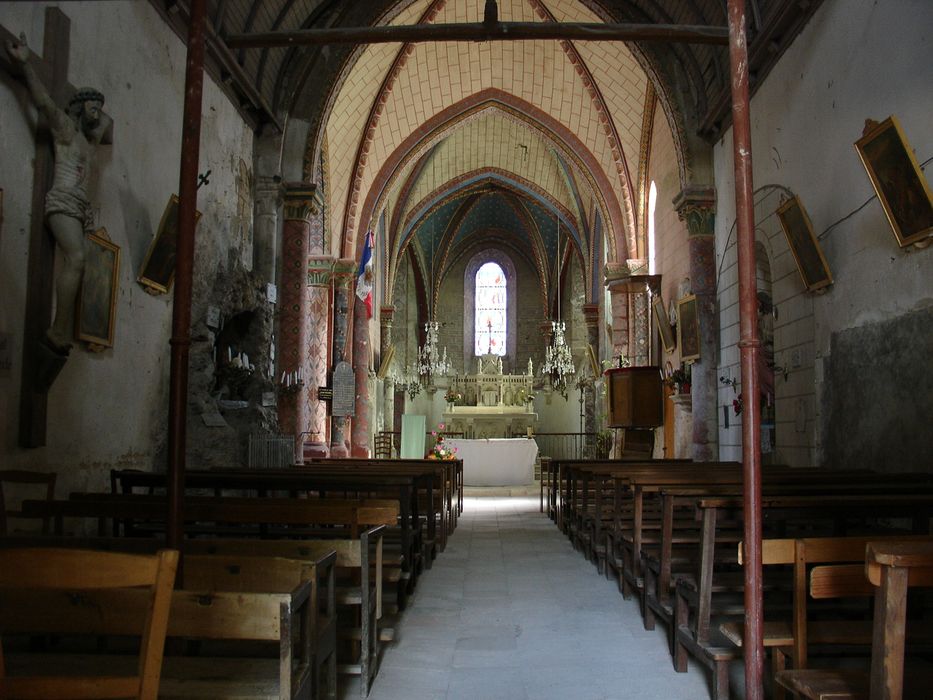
[672, 492, 933, 700]
[0, 469, 56, 535]
[720, 535, 933, 699]
[0, 551, 335, 700]
[775, 541, 933, 700]
[187, 527, 385, 697]
[0, 547, 178, 700]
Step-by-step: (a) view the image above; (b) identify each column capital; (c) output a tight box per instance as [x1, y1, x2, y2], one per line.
[332, 258, 357, 289]
[582, 303, 600, 328]
[283, 182, 322, 222]
[380, 305, 396, 323]
[307, 255, 335, 287]
[673, 186, 716, 238]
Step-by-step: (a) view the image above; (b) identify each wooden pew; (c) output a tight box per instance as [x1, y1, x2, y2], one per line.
[0, 550, 335, 700]
[186, 530, 383, 698]
[111, 466, 429, 592]
[775, 541, 933, 700]
[720, 535, 933, 699]
[0, 547, 178, 700]
[671, 493, 933, 700]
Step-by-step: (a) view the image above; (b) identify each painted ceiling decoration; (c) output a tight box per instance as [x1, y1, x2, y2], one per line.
[155, 0, 823, 314]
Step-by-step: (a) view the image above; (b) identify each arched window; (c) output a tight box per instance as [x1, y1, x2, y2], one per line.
[474, 262, 507, 356]
[648, 180, 658, 274]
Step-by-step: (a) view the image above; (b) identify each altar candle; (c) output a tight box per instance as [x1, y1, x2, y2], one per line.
[281, 371, 286, 384]
[227, 347, 233, 362]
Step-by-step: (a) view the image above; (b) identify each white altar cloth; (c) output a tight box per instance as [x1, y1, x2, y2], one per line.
[446, 438, 538, 486]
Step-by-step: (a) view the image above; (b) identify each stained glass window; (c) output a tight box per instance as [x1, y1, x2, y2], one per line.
[474, 262, 507, 356]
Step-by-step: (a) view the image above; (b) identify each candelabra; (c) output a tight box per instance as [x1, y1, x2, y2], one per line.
[542, 320, 574, 396]
[417, 320, 451, 385]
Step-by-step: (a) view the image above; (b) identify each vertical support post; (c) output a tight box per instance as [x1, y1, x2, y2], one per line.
[306, 255, 335, 458]
[380, 306, 396, 435]
[330, 259, 356, 457]
[726, 0, 764, 697]
[280, 185, 317, 462]
[167, 0, 207, 553]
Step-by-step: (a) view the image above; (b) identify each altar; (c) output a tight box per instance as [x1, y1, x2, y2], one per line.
[446, 438, 538, 486]
[442, 353, 538, 439]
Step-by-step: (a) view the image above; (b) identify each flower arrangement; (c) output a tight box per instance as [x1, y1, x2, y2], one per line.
[444, 388, 463, 405]
[665, 364, 691, 394]
[427, 423, 458, 460]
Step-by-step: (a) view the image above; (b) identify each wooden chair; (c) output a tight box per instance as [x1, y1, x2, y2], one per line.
[0, 470, 56, 535]
[374, 432, 393, 459]
[0, 547, 179, 700]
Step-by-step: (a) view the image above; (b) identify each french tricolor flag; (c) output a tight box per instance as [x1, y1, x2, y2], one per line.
[356, 230, 375, 319]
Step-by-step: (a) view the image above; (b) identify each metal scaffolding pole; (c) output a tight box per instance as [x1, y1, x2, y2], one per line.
[726, 0, 764, 697]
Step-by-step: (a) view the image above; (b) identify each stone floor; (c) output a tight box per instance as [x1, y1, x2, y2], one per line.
[341, 494, 714, 700]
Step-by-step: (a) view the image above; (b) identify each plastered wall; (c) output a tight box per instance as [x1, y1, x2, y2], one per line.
[713, 0, 933, 467]
[0, 3, 254, 493]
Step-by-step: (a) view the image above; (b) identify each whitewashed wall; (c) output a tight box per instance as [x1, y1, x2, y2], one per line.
[714, 0, 933, 465]
[0, 2, 254, 492]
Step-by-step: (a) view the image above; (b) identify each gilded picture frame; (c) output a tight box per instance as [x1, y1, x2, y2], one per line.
[75, 228, 120, 349]
[138, 194, 201, 294]
[652, 295, 676, 353]
[676, 294, 700, 362]
[776, 195, 834, 292]
[855, 115, 933, 247]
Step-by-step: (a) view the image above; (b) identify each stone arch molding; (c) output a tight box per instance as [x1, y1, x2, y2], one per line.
[463, 249, 518, 364]
[355, 90, 631, 269]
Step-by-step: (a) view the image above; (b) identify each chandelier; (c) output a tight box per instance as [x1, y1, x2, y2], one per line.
[542, 215, 574, 396]
[417, 320, 451, 382]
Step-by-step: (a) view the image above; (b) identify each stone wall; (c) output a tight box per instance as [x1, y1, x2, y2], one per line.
[713, 0, 933, 467]
[0, 3, 256, 492]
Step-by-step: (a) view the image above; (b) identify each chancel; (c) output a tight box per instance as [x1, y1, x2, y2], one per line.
[1, 2, 931, 700]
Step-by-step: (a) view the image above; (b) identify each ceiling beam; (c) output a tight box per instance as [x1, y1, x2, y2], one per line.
[225, 20, 729, 49]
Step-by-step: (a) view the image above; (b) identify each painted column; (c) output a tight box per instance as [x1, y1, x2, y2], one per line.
[306, 255, 334, 459]
[625, 259, 651, 366]
[351, 296, 372, 458]
[604, 262, 631, 360]
[582, 303, 600, 435]
[380, 306, 396, 434]
[674, 187, 719, 462]
[278, 185, 317, 462]
[329, 258, 356, 458]
[254, 177, 282, 286]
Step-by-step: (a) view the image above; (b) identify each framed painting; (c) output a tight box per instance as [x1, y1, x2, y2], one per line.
[138, 194, 201, 294]
[855, 115, 933, 247]
[76, 228, 120, 349]
[676, 294, 700, 362]
[652, 295, 676, 353]
[776, 195, 834, 292]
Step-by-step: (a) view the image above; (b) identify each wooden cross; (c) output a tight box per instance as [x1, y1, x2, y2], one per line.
[2, 8, 75, 447]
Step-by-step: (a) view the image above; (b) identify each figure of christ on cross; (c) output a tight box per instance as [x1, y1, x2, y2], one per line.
[6, 33, 113, 356]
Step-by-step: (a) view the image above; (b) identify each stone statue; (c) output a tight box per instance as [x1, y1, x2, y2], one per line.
[6, 33, 113, 356]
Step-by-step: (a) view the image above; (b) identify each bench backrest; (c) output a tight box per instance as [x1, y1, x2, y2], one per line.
[0, 547, 178, 700]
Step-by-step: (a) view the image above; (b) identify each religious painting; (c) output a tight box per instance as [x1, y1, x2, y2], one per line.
[652, 295, 676, 353]
[855, 116, 933, 247]
[676, 294, 700, 362]
[776, 195, 833, 292]
[138, 195, 201, 294]
[75, 228, 120, 349]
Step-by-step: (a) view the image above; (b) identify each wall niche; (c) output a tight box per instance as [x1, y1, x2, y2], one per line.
[186, 268, 278, 467]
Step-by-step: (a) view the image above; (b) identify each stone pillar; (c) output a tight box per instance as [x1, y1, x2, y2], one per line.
[279, 185, 316, 462]
[254, 176, 283, 285]
[674, 186, 719, 461]
[604, 259, 652, 364]
[380, 306, 396, 434]
[351, 297, 372, 457]
[582, 303, 600, 435]
[305, 255, 334, 459]
[329, 258, 356, 458]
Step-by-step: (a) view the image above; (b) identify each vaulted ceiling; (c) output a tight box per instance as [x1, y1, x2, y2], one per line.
[153, 0, 822, 313]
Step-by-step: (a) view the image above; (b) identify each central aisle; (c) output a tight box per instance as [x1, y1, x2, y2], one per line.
[361, 496, 712, 700]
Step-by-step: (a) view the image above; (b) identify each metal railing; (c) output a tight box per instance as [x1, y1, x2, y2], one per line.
[528, 432, 603, 460]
